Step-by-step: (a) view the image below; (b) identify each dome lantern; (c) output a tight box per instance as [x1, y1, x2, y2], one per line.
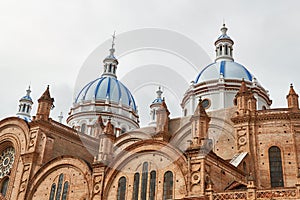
[16, 85, 33, 122]
[149, 87, 164, 126]
[102, 31, 118, 78]
[215, 24, 234, 62]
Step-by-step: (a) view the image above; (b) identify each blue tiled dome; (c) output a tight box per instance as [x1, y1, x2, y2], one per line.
[75, 76, 137, 111]
[152, 98, 163, 104]
[21, 95, 32, 101]
[195, 60, 253, 83]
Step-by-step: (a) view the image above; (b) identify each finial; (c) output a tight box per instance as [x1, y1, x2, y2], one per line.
[156, 86, 163, 98]
[221, 23, 228, 35]
[291, 83, 293, 87]
[26, 85, 31, 96]
[58, 112, 63, 123]
[111, 31, 116, 49]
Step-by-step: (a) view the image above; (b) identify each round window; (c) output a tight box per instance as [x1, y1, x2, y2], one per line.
[0, 147, 15, 178]
[201, 99, 210, 109]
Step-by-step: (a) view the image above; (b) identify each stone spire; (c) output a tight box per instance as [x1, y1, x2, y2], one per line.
[97, 118, 116, 164]
[35, 85, 54, 121]
[16, 86, 33, 122]
[234, 80, 257, 114]
[215, 24, 234, 62]
[102, 31, 119, 78]
[287, 84, 299, 110]
[149, 87, 164, 126]
[154, 98, 170, 141]
[190, 97, 211, 145]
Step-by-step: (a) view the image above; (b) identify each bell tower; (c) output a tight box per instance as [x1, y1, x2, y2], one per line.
[16, 86, 33, 122]
[35, 86, 54, 121]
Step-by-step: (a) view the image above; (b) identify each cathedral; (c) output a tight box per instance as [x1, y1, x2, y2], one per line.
[1, 24, 300, 200]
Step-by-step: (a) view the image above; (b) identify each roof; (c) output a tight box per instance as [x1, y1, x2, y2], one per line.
[195, 60, 253, 83]
[75, 76, 137, 111]
[229, 152, 248, 167]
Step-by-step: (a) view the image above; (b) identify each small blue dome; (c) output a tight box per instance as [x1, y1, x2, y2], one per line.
[75, 76, 137, 111]
[18, 116, 31, 122]
[21, 95, 32, 101]
[152, 98, 163, 104]
[195, 60, 253, 83]
[218, 34, 231, 40]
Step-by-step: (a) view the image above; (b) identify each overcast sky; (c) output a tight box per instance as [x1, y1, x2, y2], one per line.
[1, 1, 300, 126]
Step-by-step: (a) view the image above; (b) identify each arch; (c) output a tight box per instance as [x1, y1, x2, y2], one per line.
[117, 176, 126, 200]
[26, 156, 92, 200]
[62, 181, 69, 200]
[0, 117, 29, 199]
[132, 173, 139, 200]
[55, 173, 64, 200]
[149, 170, 156, 200]
[0, 177, 9, 197]
[163, 171, 173, 200]
[140, 162, 148, 200]
[80, 123, 87, 134]
[103, 140, 188, 199]
[268, 146, 284, 187]
[225, 44, 228, 55]
[49, 183, 56, 200]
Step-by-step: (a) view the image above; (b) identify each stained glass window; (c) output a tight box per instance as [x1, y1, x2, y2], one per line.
[140, 162, 148, 200]
[62, 181, 69, 200]
[149, 171, 156, 200]
[269, 146, 284, 187]
[163, 171, 173, 200]
[132, 173, 139, 200]
[0, 178, 9, 196]
[117, 176, 126, 200]
[55, 174, 64, 200]
[49, 183, 56, 200]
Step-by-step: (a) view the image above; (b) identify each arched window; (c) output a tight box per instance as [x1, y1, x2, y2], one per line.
[0, 177, 9, 196]
[132, 173, 139, 200]
[117, 176, 126, 200]
[149, 171, 156, 200]
[269, 146, 284, 187]
[62, 181, 69, 200]
[49, 183, 56, 200]
[22, 104, 26, 112]
[163, 171, 173, 200]
[219, 45, 222, 55]
[225, 44, 228, 55]
[141, 162, 148, 200]
[49, 174, 69, 200]
[108, 64, 112, 72]
[26, 105, 30, 113]
[152, 110, 156, 120]
[55, 174, 64, 200]
[81, 123, 86, 134]
[243, 161, 247, 174]
[184, 109, 187, 117]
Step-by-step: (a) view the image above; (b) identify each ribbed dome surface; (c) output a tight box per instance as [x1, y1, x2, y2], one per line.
[75, 76, 137, 111]
[195, 60, 253, 83]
